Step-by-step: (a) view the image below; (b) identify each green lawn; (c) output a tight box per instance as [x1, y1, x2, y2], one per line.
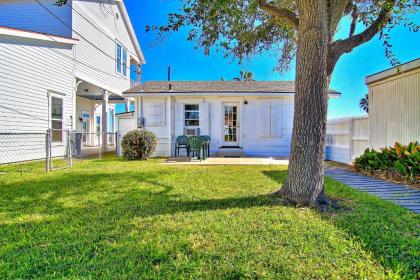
[0, 157, 418, 279]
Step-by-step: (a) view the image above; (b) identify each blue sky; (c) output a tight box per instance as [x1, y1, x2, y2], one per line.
[123, 0, 419, 119]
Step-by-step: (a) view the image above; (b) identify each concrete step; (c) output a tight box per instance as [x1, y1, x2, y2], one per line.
[215, 147, 245, 157]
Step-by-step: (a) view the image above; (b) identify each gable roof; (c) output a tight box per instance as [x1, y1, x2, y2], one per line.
[115, 0, 145, 63]
[124, 81, 341, 96]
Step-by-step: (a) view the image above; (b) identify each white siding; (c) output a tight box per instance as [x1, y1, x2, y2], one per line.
[0, 35, 75, 163]
[72, 0, 137, 94]
[368, 69, 420, 149]
[120, 95, 295, 158]
[0, 0, 73, 37]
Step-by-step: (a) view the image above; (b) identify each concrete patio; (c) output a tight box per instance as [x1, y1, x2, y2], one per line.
[162, 157, 289, 165]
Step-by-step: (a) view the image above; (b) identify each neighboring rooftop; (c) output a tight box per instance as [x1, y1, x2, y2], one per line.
[0, 25, 79, 45]
[124, 81, 341, 95]
[366, 58, 420, 85]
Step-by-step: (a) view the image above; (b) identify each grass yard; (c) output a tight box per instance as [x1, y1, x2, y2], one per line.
[0, 157, 419, 279]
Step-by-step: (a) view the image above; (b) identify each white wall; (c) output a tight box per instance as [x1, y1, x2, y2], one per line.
[118, 95, 294, 158]
[368, 69, 420, 149]
[0, 0, 73, 37]
[72, 0, 138, 94]
[0, 35, 75, 163]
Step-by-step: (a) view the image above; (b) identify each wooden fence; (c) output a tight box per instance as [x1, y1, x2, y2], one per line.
[326, 116, 369, 164]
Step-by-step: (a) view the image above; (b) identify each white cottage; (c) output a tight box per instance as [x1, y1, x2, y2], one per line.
[121, 81, 341, 157]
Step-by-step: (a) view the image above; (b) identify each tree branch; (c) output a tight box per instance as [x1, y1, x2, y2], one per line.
[349, 4, 358, 37]
[329, 0, 352, 34]
[257, 0, 299, 28]
[328, 0, 395, 74]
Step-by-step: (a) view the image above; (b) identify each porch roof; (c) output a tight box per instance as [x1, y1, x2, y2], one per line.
[123, 81, 341, 97]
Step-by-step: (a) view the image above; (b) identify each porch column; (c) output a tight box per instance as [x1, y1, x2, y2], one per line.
[101, 89, 110, 152]
[125, 98, 131, 112]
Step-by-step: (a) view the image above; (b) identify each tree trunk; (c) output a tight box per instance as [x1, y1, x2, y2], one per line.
[279, 0, 330, 207]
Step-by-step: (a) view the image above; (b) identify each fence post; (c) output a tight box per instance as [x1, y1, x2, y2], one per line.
[45, 130, 50, 172]
[115, 131, 120, 156]
[67, 130, 73, 167]
[98, 133, 102, 160]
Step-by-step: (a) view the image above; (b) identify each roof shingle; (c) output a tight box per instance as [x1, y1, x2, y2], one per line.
[124, 81, 341, 95]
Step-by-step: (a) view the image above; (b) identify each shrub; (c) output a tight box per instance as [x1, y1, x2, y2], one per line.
[121, 130, 157, 160]
[355, 141, 420, 181]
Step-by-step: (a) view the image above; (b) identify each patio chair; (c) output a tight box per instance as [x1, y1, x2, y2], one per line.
[187, 136, 204, 161]
[175, 135, 189, 157]
[199, 135, 211, 159]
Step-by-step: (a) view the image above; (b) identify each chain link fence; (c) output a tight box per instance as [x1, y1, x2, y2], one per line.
[0, 130, 121, 172]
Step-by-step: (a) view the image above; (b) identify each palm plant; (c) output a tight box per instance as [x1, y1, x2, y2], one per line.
[360, 94, 369, 113]
[235, 70, 254, 81]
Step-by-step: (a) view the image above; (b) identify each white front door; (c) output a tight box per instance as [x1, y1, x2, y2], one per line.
[222, 103, 240, 146]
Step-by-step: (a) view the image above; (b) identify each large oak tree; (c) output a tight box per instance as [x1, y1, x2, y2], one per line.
[57, 0, 418, 207]
[147, 0, 418, 207]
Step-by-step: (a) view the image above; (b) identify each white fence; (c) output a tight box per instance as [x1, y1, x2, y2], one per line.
[326, 116, 369, 164]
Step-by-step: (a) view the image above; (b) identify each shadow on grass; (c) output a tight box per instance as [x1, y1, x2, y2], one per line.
[1, 167, 418, 278]
[262, 168, 419, 277]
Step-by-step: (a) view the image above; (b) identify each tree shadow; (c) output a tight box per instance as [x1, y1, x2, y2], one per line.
[1, 166, 418, 278]
[262, 169, 418, 277]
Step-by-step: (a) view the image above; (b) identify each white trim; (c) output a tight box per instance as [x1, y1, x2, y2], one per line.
[365, 58, 420, 85]
[74, 70, 122, 96]
[48, 91, 65, 144]
[115, 0, 145, 63]
[125, 92, 341, 98]
[221, 102, 241, 147]
[0, 26, 79, 45]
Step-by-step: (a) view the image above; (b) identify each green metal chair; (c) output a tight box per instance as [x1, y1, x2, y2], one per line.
[187, 136, 204, 161]
[175, 135, 189, 157]
[199, 135, 211, 159]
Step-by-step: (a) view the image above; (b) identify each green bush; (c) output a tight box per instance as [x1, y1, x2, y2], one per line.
[354, 141, 420, 181]
[121, 130, 157, 160]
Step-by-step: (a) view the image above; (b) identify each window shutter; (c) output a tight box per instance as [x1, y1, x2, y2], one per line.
[260, 102, 271, 138]
[199, 102, 210, 136]
[175, 102, 184, 137]
[270, 102, 282, 138]
[146, 102, 165, 126]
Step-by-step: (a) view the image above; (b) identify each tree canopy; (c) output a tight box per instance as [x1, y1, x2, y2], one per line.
[147, 0, 418, 72]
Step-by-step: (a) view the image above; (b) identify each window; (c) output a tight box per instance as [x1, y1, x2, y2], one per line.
[96, 116, 101, 134]
[51, 96, 63, 142]
[122, 48, 128, 76]
[184, 104, 200, 136]
[184, 104, 199, 127]
[116, 42, 127, 76]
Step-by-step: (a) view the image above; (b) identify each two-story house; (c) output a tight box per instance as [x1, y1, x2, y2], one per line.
[0, 0, 144, 162]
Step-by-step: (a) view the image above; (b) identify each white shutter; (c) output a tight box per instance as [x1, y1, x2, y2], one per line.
[146, 102, 165, 126]
[270, 102, 282, 138]
[199, 102, 210, 136]
[175, 102, 184, 137]
[260, 102, 271, 138]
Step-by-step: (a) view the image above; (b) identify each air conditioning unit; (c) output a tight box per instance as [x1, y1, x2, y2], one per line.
[184, 128, 200, 136]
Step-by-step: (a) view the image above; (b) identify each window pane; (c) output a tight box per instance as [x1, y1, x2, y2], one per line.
[116, 44, 122, 73]
[51, 97, 63, 119]
[185, 104, 199, 111]
[185, 120, 199, 126]
[185, 112, 199, 119]
[52, 120, 63, 142]
[122, 49, 127, 76]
